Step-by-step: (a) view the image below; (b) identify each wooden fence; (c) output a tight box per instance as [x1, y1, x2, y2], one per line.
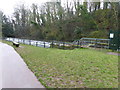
[5, 37, 110, 50]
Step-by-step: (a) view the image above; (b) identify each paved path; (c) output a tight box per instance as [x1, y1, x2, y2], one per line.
[0, 47, 2, 89]
[0, 42, 45, 88]
[107, 52, 120, 56]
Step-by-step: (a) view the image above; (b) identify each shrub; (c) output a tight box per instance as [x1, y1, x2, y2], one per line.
[89, 30, 108, 38]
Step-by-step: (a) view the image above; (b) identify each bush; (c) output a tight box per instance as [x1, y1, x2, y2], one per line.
[89, 30, 108, 38]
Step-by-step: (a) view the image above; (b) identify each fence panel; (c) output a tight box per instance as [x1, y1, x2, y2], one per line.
[5, 37, 110, 50]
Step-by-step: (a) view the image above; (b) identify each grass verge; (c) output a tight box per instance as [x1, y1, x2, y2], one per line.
[2, 40, 118, 88]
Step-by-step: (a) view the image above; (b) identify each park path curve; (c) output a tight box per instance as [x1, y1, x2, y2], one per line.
[107, 52, 120, 56]
[0, 42, 45, 88]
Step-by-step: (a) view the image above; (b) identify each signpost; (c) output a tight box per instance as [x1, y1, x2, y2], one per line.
[109, 30, 120, 51]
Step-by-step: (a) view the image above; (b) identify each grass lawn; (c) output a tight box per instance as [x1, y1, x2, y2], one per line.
[2, 41, 118, 88]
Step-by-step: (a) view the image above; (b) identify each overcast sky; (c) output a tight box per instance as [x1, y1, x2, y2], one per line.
[0, 0, 51, 16]
[0, 0, 75, 16]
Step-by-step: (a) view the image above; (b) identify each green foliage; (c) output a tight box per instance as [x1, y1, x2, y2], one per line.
[2, 1, 119, 40]
[31, 21, 38, 26]
[2, 15, 14, 37]
[73, 26, 83, 39]
[89, 30, 108, 38]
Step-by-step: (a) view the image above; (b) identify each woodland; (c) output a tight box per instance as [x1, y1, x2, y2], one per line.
[1, 0, 120, 41]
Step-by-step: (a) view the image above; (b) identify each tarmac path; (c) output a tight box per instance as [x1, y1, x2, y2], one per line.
[107, 52, 120, 56]
[0, 42, 44, 88]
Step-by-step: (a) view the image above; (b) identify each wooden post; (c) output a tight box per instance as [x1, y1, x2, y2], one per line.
[95, 39, 97, 48]
[77, 40, 79, 48]
[29, 40, 31, 45]
[108, 39, 110, 49]
[63, 42, 65, 49]
[44, 42, 45, 48]
[23, 39, 24, 44]
[80, 40, 81, 48]
[58, 43, 60, 49]
[51, 41, 53, 48]
[36, 42, 38, 46]
[13, 38, 14, 41]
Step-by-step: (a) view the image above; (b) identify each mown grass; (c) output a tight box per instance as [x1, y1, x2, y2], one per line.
[2, 41, 118, 88]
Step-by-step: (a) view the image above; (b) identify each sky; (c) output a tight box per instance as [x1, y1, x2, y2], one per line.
[0, 0, 74, 16]
[0, 0, 51, 16]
